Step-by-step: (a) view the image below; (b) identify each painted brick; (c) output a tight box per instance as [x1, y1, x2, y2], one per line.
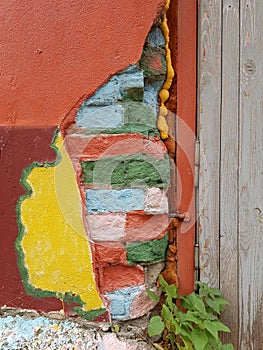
[104, 286, 141, 319]
[64, 134, 94, 167]
[76, 105, 124, 129]
[147, 27, 165, 48]
[144, 187, 169, 214]
[144, 80, 163, 112]
[126, 234, 168, 265]
[84, 78, 121, 106]
[86, 189, 145, 213]
[93, 242, 127, 265]
[73, 100, 159, 137]
[79, 134, 167, 160]
[117, 68, 144, 102]
[86, 213, 126, 241]
[125, 154, 170, 188]
[123, 101, 156, 128]
[82, 65, 144, 106]
[124, 212, 168, 242]
[81, 154, 170, 188]
[130, 287, 158, 319]
[99, 265, 145, 293]
[139, 47, 166, 81]
[82, 159, 126, 188]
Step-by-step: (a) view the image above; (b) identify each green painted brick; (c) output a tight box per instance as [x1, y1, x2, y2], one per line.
[121, 87, 144, 102]
[126, 155, 170, 188]
[122, 101, 157, 127]
[81, 154, 170, 188]
[126, 234, 168, 264]
[81, 159, 126, 187]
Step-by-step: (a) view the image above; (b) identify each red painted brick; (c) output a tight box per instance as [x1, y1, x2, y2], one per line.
[93, 242, 127, 265]
[100, 265, 145, 293]
[124, 212, 168, 242]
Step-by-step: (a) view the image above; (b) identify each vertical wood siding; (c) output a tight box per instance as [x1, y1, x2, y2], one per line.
[198, 0, 263, 348]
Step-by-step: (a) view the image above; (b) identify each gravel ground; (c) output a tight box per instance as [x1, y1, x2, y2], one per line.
[0, 315, 155, 350]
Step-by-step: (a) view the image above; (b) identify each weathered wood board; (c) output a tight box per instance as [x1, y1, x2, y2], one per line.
[198, 0, 263, 348]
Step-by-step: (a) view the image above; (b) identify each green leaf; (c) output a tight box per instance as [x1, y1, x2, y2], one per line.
[166, 295, 176, 312]
[206, 297, 221, 314]
[207, 313, 218, 321]
[181, 337, 194, 350]
[159, 274, 169, 291]
[167, 284, 178, 298]
[206, 332, 219, 348]
[209, 288, 223, 297]
[213, 320, 231, 333]
[190, 329, 208, 350]
[181, 297, 193, 310]
[203, 320, 219, 339]
[216, 297, 229, 312]
[148, 316, 165, 336]
[188, 293, 206, 314]
[196, 282, 209, 299]
[146, 288, 160, 303]
[183, 311, 202, 325]
[162, 304, 172, 321]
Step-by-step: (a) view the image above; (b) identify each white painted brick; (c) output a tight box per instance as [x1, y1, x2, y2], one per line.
[144, 187, 169, 214]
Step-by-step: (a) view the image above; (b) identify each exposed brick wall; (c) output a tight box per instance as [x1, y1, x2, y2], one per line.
[63, 26, 171, 320]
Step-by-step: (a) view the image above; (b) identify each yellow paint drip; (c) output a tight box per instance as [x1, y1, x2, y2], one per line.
[20, 133, 103, 311]
[157, 0, 175, 139]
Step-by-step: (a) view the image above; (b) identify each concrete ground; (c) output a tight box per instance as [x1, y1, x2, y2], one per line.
[0, 313, 156, 350]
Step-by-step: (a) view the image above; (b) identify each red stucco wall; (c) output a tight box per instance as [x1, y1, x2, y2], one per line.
[0, 0, 163, 126]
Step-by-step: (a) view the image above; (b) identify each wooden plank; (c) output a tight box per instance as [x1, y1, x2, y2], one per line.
[197, 0, 222, 288]
[219, 0, 240, 346]
[176, 0, 197, 296]
[239, 0, 263, 348]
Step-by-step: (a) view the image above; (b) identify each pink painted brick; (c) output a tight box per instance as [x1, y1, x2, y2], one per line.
[86, 213, 126, 241]
[130, 286, 159, 319]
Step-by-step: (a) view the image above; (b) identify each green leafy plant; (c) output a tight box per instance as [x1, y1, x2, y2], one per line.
[147, 276, 234, 350]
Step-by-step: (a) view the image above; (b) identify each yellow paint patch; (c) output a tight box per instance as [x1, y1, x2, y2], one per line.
[157, 0, 175, 140]
[20, 133, 103, 311]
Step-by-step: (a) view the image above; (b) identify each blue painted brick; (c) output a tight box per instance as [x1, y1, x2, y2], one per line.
[148, 27, 165, 48]
[86, 189, 145, 213]
[83, 78, 121, 106]
[105, 286, 141, 319]
[76, 105, 124, 129]
[79, 65, 144, 108]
